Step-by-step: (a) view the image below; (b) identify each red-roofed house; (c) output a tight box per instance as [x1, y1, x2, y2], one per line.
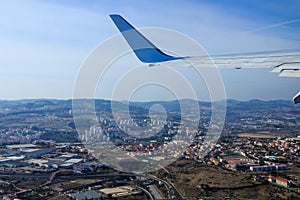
[268, 175, 290, 187]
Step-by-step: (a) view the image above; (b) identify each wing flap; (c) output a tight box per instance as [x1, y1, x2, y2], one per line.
[279, 69, 300, 77]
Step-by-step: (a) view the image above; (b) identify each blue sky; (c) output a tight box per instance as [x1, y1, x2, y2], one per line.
[0, 0, 300, 101]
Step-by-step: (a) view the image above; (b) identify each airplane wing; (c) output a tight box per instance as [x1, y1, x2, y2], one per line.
[188, 49, 300, 76]
[187, 50, 300, 104]
[109, 14, 300, 104]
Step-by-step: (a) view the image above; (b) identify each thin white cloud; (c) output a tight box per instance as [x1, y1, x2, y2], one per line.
[247, 18, 300, 33]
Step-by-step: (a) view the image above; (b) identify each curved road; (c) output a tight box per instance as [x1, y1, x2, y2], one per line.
[1, 172, 178, 199]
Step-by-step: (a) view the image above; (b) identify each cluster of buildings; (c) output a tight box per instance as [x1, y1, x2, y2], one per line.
[250, 164, 287, 172]
[0, 142, 102, 174]
[0, 128, 41, 145]
[66, 185, 142, 200]
[83, 112, 299, 180]
[83, 113, 204, 161]
[191, 135, 300, 189]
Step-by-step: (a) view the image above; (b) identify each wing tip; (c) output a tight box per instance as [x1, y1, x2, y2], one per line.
[109, 14, 121, 18]
[293, 92, 300, 104]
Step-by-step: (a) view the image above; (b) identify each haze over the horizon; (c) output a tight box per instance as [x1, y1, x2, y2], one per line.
[1, 0, 300, 101]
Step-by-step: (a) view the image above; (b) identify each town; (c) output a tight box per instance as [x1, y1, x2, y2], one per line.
[0, 99, 299, 199]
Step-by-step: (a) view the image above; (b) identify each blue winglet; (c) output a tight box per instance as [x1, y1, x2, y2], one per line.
[109, 14, 181, 63]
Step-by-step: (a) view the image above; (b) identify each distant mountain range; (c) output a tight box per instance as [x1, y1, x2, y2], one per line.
[0, 98, 297, 110]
